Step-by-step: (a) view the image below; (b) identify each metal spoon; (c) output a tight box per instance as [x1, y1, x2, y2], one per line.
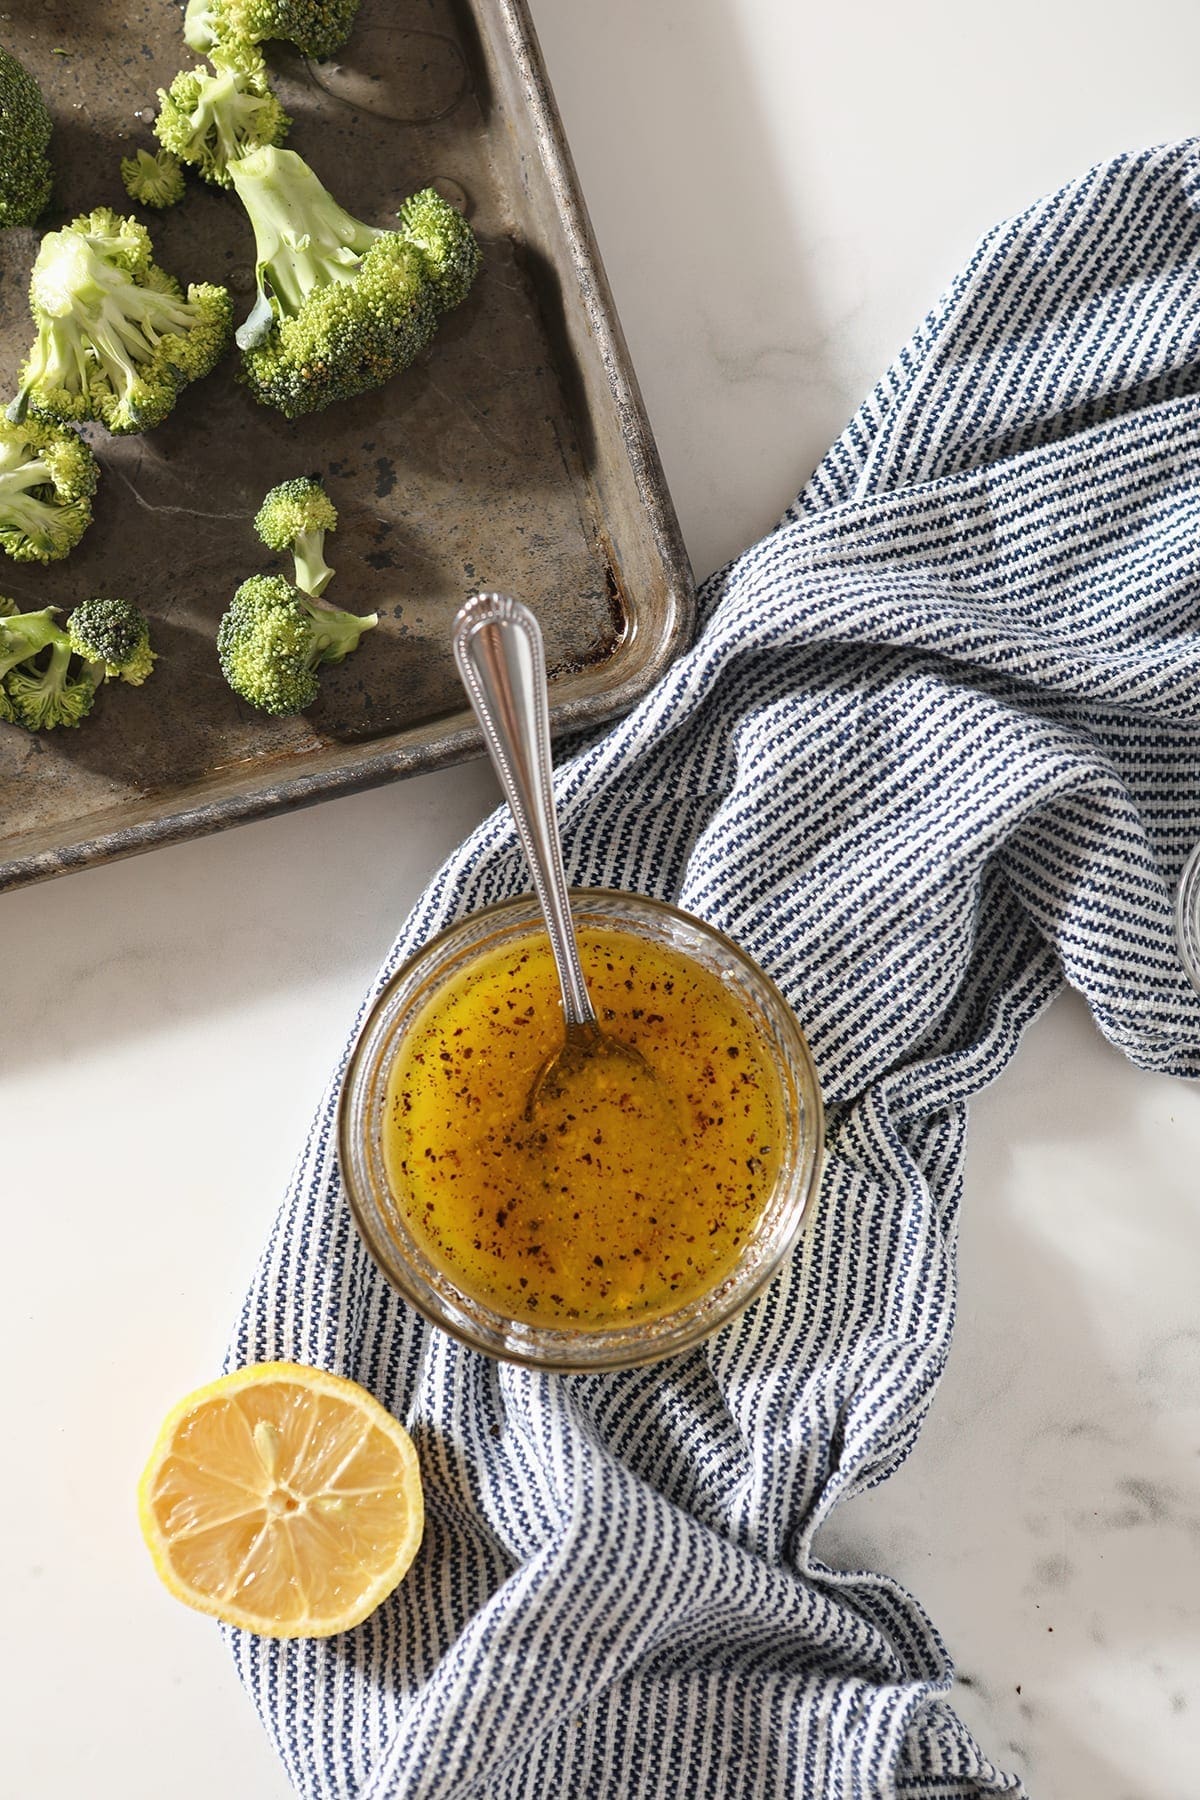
[452, 592, 676, 1127]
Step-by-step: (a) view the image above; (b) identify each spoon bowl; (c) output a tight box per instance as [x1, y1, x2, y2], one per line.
[523, 1018, 688, 1201]
[527, 1020, 672, 1121]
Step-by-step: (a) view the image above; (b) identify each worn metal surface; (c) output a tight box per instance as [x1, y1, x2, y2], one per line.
[0, 0, 693, 890]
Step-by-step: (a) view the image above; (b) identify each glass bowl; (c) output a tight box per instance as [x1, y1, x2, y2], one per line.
[338, 890, 824, 1371]
[1176, 840, 1200, 993]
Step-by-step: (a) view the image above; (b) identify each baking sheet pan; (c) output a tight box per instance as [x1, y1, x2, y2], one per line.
[0, 0, 693, 890]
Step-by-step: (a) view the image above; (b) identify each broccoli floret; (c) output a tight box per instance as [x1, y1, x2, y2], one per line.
[0, 599, 96, 729]
[396, 188, 481, 313]
[190, 0, 360, 58]
[6, 637, 97, 729]
[229, 0, 360, 57]
[121, 147, 187, 210]
[67, 596, 156, 685]
[227, 147, 478, 418]
[216, 571, 376, 714]
[0, 593, 157, 729]
[155, 47, 290, 189]
[254, 475, 337, 595]
[0, 47, 53, 229]
[0, 416, 99, 564]
[9, 207, 232, 434]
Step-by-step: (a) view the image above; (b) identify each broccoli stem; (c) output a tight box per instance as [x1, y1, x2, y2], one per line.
[0, 606, 63, 679]
[6, 634, 97, 728]
[101, 280, 206, 347]
[292, 527, 334, 598]
[229, 148, 382, 347]
[31, 637, 73, 694]
[9, 327, 90, 423]
[0, 486, 65, 540]
[183, 0, 218, 53]
[304, 597, 370, 663]
[0, 449, 54, 512]
[0, 435, 42, 477]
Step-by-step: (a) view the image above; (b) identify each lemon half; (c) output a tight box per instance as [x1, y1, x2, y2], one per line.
[138, 1361, 424, 1639]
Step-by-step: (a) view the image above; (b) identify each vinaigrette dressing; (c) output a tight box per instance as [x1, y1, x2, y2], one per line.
[382, 926, 784, 1328]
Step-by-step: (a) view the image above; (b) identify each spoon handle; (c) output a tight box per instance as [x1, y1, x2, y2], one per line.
[452, 592, 597, 1031]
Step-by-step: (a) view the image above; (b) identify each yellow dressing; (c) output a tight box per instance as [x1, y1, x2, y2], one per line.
[382, 926, 784, 1328]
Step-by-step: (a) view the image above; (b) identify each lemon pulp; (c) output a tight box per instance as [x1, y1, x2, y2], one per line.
[138, 1362, 423, 1638]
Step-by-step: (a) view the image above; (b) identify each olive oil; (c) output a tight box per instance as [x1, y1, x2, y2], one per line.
[383, 926, 784, 1328]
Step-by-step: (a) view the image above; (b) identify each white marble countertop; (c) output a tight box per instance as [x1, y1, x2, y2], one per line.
[5, 2, 1200, 1795]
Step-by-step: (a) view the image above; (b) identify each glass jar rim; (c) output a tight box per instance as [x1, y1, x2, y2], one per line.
[1176, 841, 1200, 995]
[337, 889, 825, 1370]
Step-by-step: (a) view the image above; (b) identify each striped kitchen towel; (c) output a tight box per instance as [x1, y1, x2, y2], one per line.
[227, 139, 1200, 1798]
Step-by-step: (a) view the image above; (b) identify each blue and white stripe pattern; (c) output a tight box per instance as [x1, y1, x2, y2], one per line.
[228, 140, 1200, 1797]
